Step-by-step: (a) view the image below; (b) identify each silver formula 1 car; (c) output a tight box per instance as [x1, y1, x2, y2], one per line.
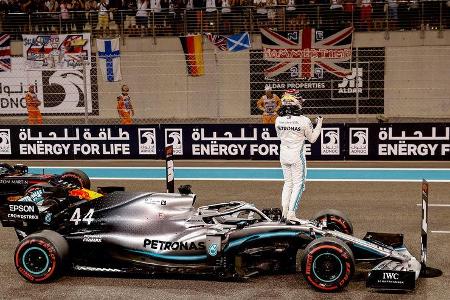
[0, 185, 420, 292]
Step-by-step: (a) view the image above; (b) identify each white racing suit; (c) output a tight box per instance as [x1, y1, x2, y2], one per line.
[275, 115, 322, 219]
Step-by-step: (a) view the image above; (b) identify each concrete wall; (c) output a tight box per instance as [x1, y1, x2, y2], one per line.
[8, 30, 450, 121]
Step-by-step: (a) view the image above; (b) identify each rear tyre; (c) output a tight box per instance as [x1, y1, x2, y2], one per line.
[312, 209, 353, 235]
[15, 230, 69, 283]
[301, 237, 354, 292]
[60, 169, 90, 189]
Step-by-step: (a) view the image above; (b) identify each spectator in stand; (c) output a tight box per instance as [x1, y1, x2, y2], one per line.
[97, 0, 110, 36]
[342, 0, 353, 25]
[185, 0, 195, 32]
[408, 0, 419, 30]
[254, 0, 267, 27]
[85, 0, 98, 32]
[170, 0, 185, 35]
[204, 0, 217, 32]
[136, 0, 149, 35]
[25, 85, 43, 125]
[266, 0, 277, 25]
[397, 0, 409, 30]
[387, 0, 398, 29]
[193, 0, 205, 33]
[45, 0, 59, 32]
[60, 0, 71, 32]
[151, 0, 162, 31]
[329, 0, 344, 28]
[70, 0, 85, 32]
[371, 0, 384, 30]
[360, 0, 372, 30]
[220, 0, 232, 34]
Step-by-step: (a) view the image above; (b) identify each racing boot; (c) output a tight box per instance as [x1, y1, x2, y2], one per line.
[286, 211, 308, 225]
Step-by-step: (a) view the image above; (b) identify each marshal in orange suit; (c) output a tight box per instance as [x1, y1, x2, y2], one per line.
[117, 84, 135, 125]
[25, 85, 43, 125]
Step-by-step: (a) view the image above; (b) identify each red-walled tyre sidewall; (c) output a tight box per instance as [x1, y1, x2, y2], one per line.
[14, 231, 68, 283]
[301, 238, 355, 292]
[313, 209, 353, 235]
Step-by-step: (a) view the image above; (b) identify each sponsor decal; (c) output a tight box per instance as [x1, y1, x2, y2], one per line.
[165, 129, 183, 155]
[20, 188, 45, 204]
[82, 235, 102, 243]
[321, 128, 340, 155]
[143, 239, 206, 251]
[0, 178, 28, 184]
[8, 204, 35, 213]
[337, 67, 363, 94]
[44, 213, 52, 224]
[349, 128, 369, 155]
[0, 129, 12, 154]
[138, 128, 156, 155]
[208, 243, 218, 257]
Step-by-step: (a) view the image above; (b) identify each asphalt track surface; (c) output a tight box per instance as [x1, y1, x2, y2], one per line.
[1, 160, 449, 300]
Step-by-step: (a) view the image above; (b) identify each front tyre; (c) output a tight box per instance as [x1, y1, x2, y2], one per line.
[301, 237, 354, 292]
[312, 209, 353, 235]
[15, 230, 69, 283]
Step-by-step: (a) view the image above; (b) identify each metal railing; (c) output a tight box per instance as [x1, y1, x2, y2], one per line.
[1, 1, 449, 40]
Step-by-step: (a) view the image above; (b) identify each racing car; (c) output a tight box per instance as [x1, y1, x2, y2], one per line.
[0, 185, 421, 292]
[0, 163, 90, 201]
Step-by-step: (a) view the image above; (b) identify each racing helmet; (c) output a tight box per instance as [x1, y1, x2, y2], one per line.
[277, 104, 302, 117]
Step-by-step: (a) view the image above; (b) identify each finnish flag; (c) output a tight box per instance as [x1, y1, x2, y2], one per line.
[97, 38, 122, 82]
[226, 32, 251, 52]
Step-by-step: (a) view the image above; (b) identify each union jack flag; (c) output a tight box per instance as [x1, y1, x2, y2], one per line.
[204, 33, 228, 51]
[0, 34, 11, 72]
[261, 27, 354, 79]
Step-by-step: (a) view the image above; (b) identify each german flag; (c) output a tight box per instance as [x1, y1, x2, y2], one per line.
[179, 35, 204, 76]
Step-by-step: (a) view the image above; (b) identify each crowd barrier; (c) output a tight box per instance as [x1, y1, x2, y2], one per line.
[0, 123, 448, 160]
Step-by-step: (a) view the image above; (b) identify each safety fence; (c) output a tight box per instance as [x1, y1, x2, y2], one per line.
[2, 45, 450, 125]
[0, 123, 448, 160]
[1, 1, 450, 40]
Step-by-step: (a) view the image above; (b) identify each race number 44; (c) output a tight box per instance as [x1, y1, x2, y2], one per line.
[70, 208, 95, 225]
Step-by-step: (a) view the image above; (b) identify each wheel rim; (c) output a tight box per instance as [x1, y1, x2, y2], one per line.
[22, 247, 50, 275]
[312, 252, 343, 283]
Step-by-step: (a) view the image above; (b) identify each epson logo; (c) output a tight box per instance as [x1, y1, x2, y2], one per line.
[9, 204, 35, 213]
[382, 272, 400, 280]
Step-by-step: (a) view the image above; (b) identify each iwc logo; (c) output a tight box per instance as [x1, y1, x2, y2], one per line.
[349, 128, 369, 155]
[165, 128, 183, 155]
[0, 129, 11, 155]
[138, 128, 156, 155]
[321, 128, 340, 155]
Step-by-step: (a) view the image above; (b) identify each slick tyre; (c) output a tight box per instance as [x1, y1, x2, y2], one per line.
[312, 209, 353, 235]
[301, 237, 354, 292]
[60, 169, 90, 189]
[15, 230, 69, 283]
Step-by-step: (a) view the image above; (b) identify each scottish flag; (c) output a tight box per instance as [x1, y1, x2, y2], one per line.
[226, 32, 251, 52]
[97, 38, 122, 82]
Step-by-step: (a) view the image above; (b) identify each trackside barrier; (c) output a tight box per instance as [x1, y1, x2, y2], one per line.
[0, 123, 449, 160]
[420, 179, 443, 278]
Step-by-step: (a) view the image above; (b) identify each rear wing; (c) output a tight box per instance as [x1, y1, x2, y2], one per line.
[0, 201, 40, 228]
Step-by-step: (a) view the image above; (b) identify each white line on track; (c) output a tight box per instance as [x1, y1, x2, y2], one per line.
[416, 204, 450, 207]
[88, 177, 450, 182]
[431, 231, 450, 234]
[29, 166, 450, 171]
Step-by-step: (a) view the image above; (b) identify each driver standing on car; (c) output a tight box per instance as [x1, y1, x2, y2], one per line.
[275, 94, 323, 222]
